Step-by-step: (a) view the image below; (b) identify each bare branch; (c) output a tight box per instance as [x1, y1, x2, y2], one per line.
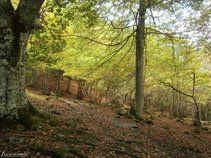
[113, 36, 135, 67]
[146, 27, 198, 38]
[95, 35, 130, 68]
[109, 20, 135, 30]
[149, 0, 156, 25]
[159, 80, 193, 98]
[63, 30, 135, 47]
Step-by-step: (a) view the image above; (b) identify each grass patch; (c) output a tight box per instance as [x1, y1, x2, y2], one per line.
[26, 89, 45, 101]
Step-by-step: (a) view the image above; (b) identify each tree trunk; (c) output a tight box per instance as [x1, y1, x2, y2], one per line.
[0, 4, 28, 119]
[122, 93, 128, 106]
[42, 71, 50, 95]
[26, 69, 38, 87]
[0, 0, 44, 122]
[31, 69, 38, 87]
[132, 0, 146, 118]
[170, 89, 175, 116]
[193, 97, 201, 126]
[66, 76, 72, 94]
[77, 80, 85, 100]
[55, 70, 62, 96]
[0, 22, 29, 119]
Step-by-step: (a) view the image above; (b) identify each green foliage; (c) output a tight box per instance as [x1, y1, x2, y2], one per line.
[27, 0, 99, 72]
[150, 115, 158, 120]
[25, 0, 211, 121]
[11, 0, 19, 9]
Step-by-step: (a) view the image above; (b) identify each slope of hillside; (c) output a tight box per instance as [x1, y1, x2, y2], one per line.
[0, 89, 210, 158]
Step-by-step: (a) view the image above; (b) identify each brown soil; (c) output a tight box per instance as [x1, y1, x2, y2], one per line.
[0, 88, 210, 158]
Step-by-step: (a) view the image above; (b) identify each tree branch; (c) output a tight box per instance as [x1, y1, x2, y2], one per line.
[17, 0, 44, 30]
[95, 35, 131, 68]
[109, 20, 135, 30]
[113, 36, 135, 67]
[159, 80, 193, 98]
[64, 30, 135, 47]
[148, 0, 156, 25]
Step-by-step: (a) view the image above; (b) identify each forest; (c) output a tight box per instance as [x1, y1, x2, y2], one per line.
[0, 0, 211, 157]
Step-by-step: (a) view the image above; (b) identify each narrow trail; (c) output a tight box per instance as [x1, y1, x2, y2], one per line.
[0, 90, 210, 158]
[57, 97, 211, 158]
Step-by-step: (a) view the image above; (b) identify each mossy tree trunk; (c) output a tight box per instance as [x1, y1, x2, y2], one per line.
[0, 0, 44, 121]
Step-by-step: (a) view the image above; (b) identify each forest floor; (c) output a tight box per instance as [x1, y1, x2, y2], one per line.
[0, 89, 211, 158]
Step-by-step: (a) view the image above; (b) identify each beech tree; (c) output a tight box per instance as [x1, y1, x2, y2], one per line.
[0, 0, 44, 122]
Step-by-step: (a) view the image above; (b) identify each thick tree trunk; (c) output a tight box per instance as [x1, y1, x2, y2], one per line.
[0, 9, 28, 119]
[0, 0, 44, 126]
[132, 0, 146, 118]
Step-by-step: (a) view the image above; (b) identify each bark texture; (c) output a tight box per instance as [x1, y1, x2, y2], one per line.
[0, 0, 44, 120]
[133, 0, 146, 118]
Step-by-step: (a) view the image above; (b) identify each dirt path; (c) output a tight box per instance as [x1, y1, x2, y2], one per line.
[62, 99, 211, 158]
[0, 90, 210, 158]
